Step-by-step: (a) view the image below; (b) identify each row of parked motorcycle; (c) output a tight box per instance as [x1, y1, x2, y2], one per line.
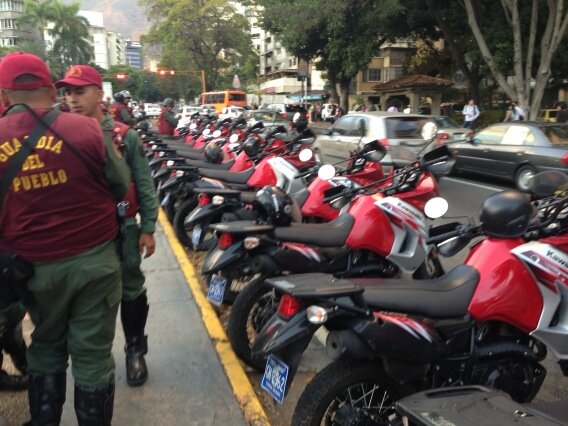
[137, 113, 568, 425]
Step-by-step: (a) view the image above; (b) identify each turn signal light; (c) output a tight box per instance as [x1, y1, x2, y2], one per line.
[243, 237, 260, 250]
[379, 138, 391, 150]
[277, 294, 304, 319]
[561, 152, 568, 165]
[218, 232, 233, 249]
[212, 195, 225, 205]
[306, 305, 328, 324]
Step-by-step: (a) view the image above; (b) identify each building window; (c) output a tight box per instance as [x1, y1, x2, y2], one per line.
[1, 37, 18, 46]
[265, 36, 271, 43]
[0, 19, 17, 30]
[366, 68, 381, 82]
[0, 1, 23, 12]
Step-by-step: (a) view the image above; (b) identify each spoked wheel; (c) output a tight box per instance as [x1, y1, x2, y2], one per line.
[228, 276, 278, 370]
[292, 360, 404, 426]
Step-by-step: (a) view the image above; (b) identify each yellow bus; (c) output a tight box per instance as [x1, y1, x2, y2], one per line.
[201, 90, 247, 112]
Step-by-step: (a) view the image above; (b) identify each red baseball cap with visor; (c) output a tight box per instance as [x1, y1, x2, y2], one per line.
[0, 52, 54, 90]
[55, 65, 102, 89]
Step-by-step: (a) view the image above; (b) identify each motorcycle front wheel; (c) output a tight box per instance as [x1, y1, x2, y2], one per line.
[292, 360, 404, 426]
[173, 197, 199, 247]
[227, 276, 276, 370]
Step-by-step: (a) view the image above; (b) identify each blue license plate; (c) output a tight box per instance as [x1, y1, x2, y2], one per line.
[191, 225, 202, 247]
[260, 355, 289, 404]
[160, 192, 171, 207]
[207, 275, 227, 306]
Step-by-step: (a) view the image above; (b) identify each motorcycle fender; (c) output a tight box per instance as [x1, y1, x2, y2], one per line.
[252, 313, 319, 394]
[184, 204, 225, 228]
[201, 242, 245, 275]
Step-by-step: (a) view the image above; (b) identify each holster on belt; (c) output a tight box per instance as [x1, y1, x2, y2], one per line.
[116, 201, 129, 261]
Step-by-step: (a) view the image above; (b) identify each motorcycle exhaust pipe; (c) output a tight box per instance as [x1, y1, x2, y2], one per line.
[476, 341, 540, 361]
[326, 330, 373, 360]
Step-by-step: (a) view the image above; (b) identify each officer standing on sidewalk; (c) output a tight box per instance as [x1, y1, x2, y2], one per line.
[110, 91, 136, 126]
[157, 98, 178, 137]
[0, 52, 130, 425]
[56, 65, 159, 387]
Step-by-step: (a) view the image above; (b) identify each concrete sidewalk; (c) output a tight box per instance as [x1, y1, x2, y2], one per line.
[1, 221, 246, 426]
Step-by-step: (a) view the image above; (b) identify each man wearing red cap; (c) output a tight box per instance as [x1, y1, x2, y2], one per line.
[56, 65, 158, 389]
[0, 52, 130, 425]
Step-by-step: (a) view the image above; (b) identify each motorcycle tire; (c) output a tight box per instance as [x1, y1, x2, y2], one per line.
[173, 197, 199, 247]
[292, 360, 404, 426]
[227, 276, 277, 371]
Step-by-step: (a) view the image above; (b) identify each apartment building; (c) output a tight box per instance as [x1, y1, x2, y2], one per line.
[0, 0, 41, 47]
[125, 40, 142, 69]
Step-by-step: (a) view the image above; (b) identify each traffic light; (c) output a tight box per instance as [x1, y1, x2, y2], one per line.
[158, 69, 175, 77]
[116, 73, 127, 80]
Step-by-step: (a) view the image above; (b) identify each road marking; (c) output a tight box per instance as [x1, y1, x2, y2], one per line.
[159, 210, 270, 426]
[441, 177, 504, 192]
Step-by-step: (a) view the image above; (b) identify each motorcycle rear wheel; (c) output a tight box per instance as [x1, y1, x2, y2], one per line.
[227, 276, 276, 370]
[292, 360, 404, 426]
[173, 197, 199, 247]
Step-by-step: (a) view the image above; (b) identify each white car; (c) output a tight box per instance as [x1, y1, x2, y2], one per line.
[176, 105, 202, 128]
[219, 106, 246, 120]
[144, 103, 161, 118]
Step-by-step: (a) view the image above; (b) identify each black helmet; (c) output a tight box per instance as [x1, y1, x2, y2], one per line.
[243, 136, 260, 157]
[480, 190, 534, 238]
[253, 186, 294, 226]
[113, 91, 125, 103]
[162, 98, 174, 107]
[204, 142, 223, 163]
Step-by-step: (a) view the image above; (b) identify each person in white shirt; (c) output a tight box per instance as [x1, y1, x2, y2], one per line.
[403, 104, 411, 114]
[462, 99, 480, 129]
[387, 103, 398, 112]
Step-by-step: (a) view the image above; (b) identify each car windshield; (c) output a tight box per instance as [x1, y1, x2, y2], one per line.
[434, 116, 460, 129]
[285, 105, 301, 113]
[541, 125, 568, 145]
[385, 117, 429, 139]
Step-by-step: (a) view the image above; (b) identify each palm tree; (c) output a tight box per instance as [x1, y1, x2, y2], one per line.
[19, 0, 57, 50]
[48, 2, 93, 75]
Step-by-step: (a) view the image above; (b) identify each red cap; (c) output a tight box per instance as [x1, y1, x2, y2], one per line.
[55, 65, 102, 89]
[0, 52, 54, 90]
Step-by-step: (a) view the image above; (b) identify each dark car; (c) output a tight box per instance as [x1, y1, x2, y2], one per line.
[449, 122, 568, 191]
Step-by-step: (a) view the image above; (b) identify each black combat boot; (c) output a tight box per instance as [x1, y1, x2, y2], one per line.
[121, 292, 149, 386]
[74, 378, 115, 426]
[23, 372, 66, 426]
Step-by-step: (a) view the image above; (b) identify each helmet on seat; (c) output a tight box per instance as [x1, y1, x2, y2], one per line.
[480, 190, 534, 238]
[243, 136, 260, 157]
[253, 186, 294, 226]
[113, 91, 125, 103]
[204, 142, 223, 163]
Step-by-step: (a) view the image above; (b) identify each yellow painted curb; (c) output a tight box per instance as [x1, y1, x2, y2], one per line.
[158, 210, 271, 426]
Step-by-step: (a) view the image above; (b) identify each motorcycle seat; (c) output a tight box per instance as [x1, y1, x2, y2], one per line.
[198, 168, 255, 185]
[354, 265, 479, 318]
[194, 187, 243, 196]
[210, 220, 274, 234]
[273, 214, 354, 247]
[185, 158, 234, 170]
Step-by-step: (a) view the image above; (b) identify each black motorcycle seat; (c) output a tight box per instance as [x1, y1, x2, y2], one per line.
[273, 214, 354, 247]
[195, 187, 242, 196]
[198, 168, 255, 185]
[176, 146, 205, 154]
[355, 265, 479, 318]
[185, 158, 234, 170]
[210, 220, 274, 234]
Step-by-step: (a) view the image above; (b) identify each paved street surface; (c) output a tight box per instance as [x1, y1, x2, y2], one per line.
[1, 223, 246, 426]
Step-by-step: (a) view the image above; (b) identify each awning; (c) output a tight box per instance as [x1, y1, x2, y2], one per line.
[287, 89, 328, 100]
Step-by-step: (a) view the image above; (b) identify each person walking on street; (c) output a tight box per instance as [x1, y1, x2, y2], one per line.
[556, 102, 568, 123]
[56, 65, 159, 388]
[503, 101, 525, 122]
[462, 99, 480, 129]
[157, 98, 179, 137]
[109, 91, 136, 126]
[0, 52, 130, 425]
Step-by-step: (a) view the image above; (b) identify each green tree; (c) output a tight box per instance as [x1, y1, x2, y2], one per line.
[464, 0, 568, 119]
[19, 0, 57, 49]
[108, 65, 144, 95]
[139, 0, 256, 93]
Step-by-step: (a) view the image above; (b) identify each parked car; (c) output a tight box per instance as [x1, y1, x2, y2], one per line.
[448, 122, 568, 191]
[264, 103, 302, 121]
[246, 109, 291, 129]
[176, 105, 201, 128]
[219, 106, 246, 120]
[143, 103, 161, 118]
[537, 108, 558, 123]
[431, 116, 473, 146]
[313, 112, 469, 167]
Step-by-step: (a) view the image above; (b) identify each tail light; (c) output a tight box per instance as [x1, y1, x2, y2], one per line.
[561, 152, 568, 165]
[435, 132, 450, 146]
[217, 232, 233, 249]
[277, 294, 304, 319]
[281, 112, 288, 119]
[198, 193, 211, 206]
[379, 138, 391, 150]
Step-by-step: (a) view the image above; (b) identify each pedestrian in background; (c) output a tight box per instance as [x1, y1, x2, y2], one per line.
[556, 102, 568, 123]
[503, 101, 525, 122]
[158, 98, 179, 137]
[56, 65, 159, 389]
[110, 90, 136, 126]
[0, 52, 130, 425]
[462, 99, 480, 129]
[387, 103, 399, 112]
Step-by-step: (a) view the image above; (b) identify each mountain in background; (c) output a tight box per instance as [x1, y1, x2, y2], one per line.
[62, 0, 150, 40]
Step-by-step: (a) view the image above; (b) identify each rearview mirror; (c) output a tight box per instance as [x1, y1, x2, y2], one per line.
[361, 140, 387, 156]
[424, 197, 449, 219]
[422, 144, 450, 164]
[229, 134, 239, 143]
[189, 123, 197, 130]
[213, 130, 222, 138]
[318, 164, 336, 180]
[203, 128, 211, 136]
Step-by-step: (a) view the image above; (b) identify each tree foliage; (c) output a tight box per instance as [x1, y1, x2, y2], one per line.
[139, 0, 257, 95]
